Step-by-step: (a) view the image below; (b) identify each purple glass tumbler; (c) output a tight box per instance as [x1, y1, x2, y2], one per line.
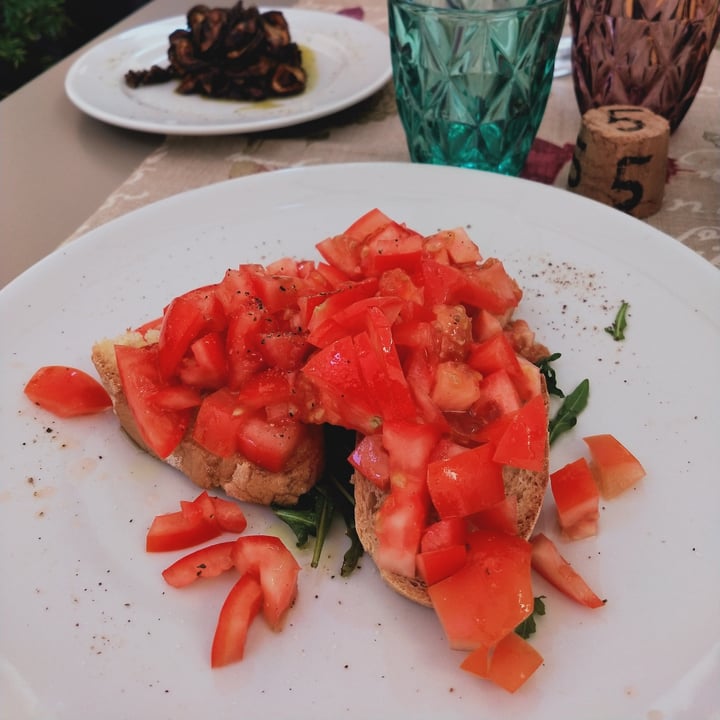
[570, 0, 720, 132]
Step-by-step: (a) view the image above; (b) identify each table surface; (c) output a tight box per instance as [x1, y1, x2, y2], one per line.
[1, 0, 718, 290]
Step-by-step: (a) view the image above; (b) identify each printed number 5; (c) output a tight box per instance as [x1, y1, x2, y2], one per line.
[612, 155, 651, 212]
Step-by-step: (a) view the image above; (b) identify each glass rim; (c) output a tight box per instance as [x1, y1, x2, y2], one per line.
[388, 0, 568, 16]
[573, 0, 720, 20]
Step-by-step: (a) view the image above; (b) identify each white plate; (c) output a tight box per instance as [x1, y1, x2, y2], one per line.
[64, 9, 391, 135]
[1, 163, 718, 719]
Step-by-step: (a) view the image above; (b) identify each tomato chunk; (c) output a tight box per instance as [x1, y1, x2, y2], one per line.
[428, 530, 534, 649]
[427, 444, 506, 519]
[583, 434, 646, 499]
[550, 457, 600, 540]
[146, 508, 222, 552]
[146, 491, 224, 552]
[236, 415, 306, 473]
[161, 541, 236, 588]
[348, 433, 390, 492]
[115, 344, 191, 459]
[469, 495, 520, 536]
[24, 365, 112, 418]
[416, 544, 467, 585]
[231, 535, 300, 630]
[373, 490, 428, 578]
[210, 496, 248, 534]
[461, 631, 544, 693]
[492, 393, 548, 472]
[420, 517, 468, 553]
[211, 574, 263, 668]
[530, 533, 605, 609]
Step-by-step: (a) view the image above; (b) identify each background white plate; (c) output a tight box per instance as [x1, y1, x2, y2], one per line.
[64, 9, 391, 135]
[1, 163, 718, 719]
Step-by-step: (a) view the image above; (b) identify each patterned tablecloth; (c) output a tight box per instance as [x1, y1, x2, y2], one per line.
[67, 0, 720, 268]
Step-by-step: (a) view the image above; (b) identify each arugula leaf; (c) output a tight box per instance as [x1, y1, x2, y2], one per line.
[272, 426, 363, 576]
[534, 352, 564, 397]
[515, 596, 546, 639]
[548, 378, 590, 445]
[605, 301, 629, 341]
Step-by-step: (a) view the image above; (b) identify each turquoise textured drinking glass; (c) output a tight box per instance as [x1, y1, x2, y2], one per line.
[389, 0, 568, 176]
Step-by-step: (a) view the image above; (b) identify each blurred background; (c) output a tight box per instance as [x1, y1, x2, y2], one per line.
[1, 0, 150, 98]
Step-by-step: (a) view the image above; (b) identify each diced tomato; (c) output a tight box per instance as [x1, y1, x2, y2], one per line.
[492, 393, 548, 472]
[431, 361, 483, 412]
[382, 420, 441, 483]
[161, 541, 236, 588]
[472, 309, 504, 342]
[431, 304, 473, 361]
[251, 273, 309, 314]
[315, 210, 395, 278]
[416, 544, 468, 585]
[265, 256, 299, 276]
[402, 347, 449, 428]
[515, 355, 543, 400]
[470, 369, 522, 424]
[133, 316, 163, 336]
[469, 495, 520, 536]
[157, 285, 225, 380]
[360, 221, 424, 276]
[301, 335, 382, 434]
[420, 517, 468, 553]
[393, 319, 434, 349]
[150, 384, 202, 411]
[421, 259, 468, 308]
[115, 344, 191, 458]
[315, 234, 364, 278]
[146, 492, 223, 552]
[428, 530, 534, 649]
[530, 533, 605, 609]
[234, 368, 293, 411]
[427, 444, 506, 519]
[224, 305, 270, 390]
[460, 259, 523, 315]
[231, 535, 300, 630]
[306, 278, 379, 340]
[373, 490, 428, 578]
[377, 268, 424, 309]
[550, 457, 600, 540]
[467, 333, 523, 381]
[24, 365, 112, 417]
[236, 414, 306, 473]
[146, 510, 217, 552]
[214, 265, 263, 315]
[355, 308, 417, 422]
[258, 330, 311, 371]
[343, 207, 394, 241]
[210, 573, 263, 668]
[210, 496, 248, 534]
[583, 434, 646, 499]
[461, 631, 544, 693]
[192, 387, 245, 458]
[177, 331, 228, 390]
[348, 433, 390, 492]
[424, 227, 482, 265]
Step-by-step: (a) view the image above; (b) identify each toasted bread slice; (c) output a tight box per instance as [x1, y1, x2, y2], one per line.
[91, 332, 324, 507]
[353, 385, 550, 608]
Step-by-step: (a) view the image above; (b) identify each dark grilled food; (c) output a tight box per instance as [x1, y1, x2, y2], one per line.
[125, 2, 307, 101]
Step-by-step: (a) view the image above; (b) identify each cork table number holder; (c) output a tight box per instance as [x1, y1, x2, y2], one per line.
[567, 105, 670, 219]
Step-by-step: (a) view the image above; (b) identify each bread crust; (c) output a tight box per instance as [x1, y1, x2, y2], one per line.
[353, 384, 550, 608]
[91, 333, 324, 507]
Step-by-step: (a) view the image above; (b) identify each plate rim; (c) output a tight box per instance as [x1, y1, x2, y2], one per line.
[6, 162, 716, 298]
[63, 8, 392, 135]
